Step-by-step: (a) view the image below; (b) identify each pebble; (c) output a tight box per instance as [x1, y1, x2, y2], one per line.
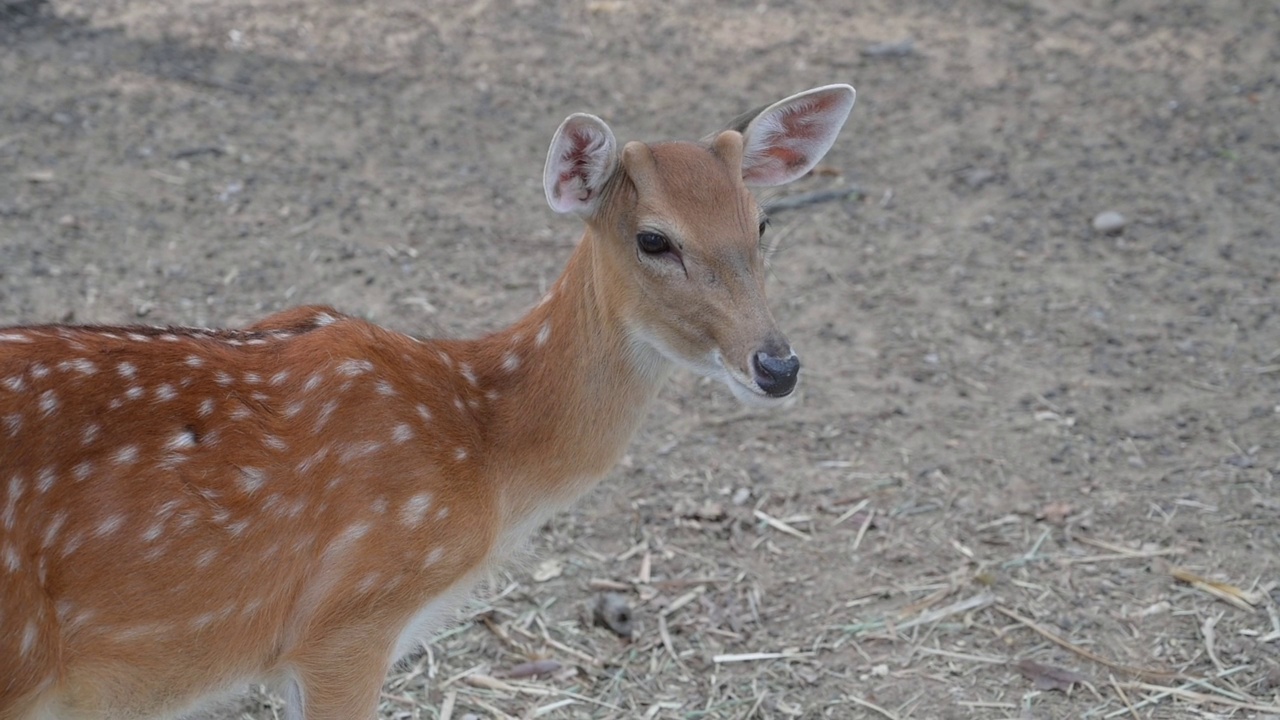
[592, 592, 635, 638]
[1092, 211, 1127, 234]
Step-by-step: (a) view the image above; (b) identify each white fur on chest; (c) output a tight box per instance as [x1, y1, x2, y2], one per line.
[389, 504, 560, 663]
[390, 579, 479, 663]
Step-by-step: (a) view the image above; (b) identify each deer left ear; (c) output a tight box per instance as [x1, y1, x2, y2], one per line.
[543, 113, 619, 216]
[733, 84, 856, 188]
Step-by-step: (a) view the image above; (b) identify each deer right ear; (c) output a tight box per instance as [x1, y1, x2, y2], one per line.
[732, 84, 856, 188]
[543, 113, 619, 216]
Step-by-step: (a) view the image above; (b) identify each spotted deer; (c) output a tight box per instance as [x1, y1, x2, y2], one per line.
[0, 85, 856, 720]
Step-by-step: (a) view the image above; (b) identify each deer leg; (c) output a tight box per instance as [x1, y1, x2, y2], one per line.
[287, 629, 391, 720]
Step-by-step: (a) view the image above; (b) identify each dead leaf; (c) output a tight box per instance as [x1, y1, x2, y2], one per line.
[1015, 658, 1088, 692]
[1036, 501, 1073, 525]
[531, 558, 563, 582]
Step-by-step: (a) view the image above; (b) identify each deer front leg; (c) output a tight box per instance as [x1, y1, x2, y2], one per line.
[286, 628, 393, 720]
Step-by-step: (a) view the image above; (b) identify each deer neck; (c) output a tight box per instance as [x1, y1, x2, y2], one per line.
[459, 231, 670, 527]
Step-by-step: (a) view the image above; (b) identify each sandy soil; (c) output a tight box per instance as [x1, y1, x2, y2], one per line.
[2, 1, 1278, 717]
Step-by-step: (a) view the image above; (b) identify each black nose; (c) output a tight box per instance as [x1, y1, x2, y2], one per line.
[752, 351, 800, 397]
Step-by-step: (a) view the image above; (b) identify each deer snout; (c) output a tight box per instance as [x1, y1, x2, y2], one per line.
[751, 345, 800, 398]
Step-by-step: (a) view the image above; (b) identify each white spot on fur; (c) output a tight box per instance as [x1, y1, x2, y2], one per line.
[125, 386, 144, 401]
[36, 467, 55, 494]
[95, 514, 125, 538]
[2, 376, 24, 392]
[73, 461, 93, 481]
[142, 521, 164, 543]
[304, 372, 323, 393]
[423, 547, 445, 567]
[184, 355, 204, 368]
[198, 398, 215, 417]
[314, 399, 339, 431]
[391, 423, 413, 444]
[314, 312, 337, 326]
[20, 622, 36, 655]
[339, 440, 383, 463]
[112, 445, 138, 465]
[38, 390, 58, 416]
[535, 321, 552, 347]
[3, 413, 21, 436]
[117, 361, 138, 379]
[399, 493, 432, 527]
[82, 423, 101, 446]
[2, 543, 20, 572]
[416, 404, 432, 422]
[459, 363, 476, 385]
[244, 373, 262, 384]
[166, 429, 197, 452]
[61, 358, 98, 375]
[375, 379, 397, 396]
[501, 352, 520, 372]
[154, 384, 176, 402]
[356, 572, 381, 594]
[454, 447, 468, 462]
[270, 370, 290, 386]
[30, 363, 49, 379]
[283, 400, 306, 418]
[262, 434, 287, 451]
[237, 467, 266, 494]
[337, 359, 374, 376]
[0, 333, 33, 343]
[215, 371, 234, 386]
[297, 446, 330, 474]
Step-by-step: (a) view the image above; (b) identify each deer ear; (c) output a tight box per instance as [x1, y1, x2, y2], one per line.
[543, 113, 619, 216]
[732, 84, 856, 188]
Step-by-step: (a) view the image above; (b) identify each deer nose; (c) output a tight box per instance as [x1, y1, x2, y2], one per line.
[751, 350, 800, 397]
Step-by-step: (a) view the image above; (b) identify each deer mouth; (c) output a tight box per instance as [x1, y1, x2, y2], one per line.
[714, 352, 794, 408]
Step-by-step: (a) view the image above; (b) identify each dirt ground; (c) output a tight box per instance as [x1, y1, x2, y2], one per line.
[2, 1, 1279, 718]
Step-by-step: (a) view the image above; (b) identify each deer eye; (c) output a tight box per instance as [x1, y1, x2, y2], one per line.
[636, 232, 671, 255]
[758, 218, 770, 237]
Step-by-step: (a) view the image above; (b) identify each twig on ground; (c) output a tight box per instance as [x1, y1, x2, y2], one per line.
[1199, 611, 1227, 673]
[897, 591, 995, 634]
[1170, 566, 1262, 612]
[712, 651, 809, 663]
[438, 690, 457, 720]
[753, 509, 812, 541]
[994, 605, 1181, 680]
[846, 693, 901, 719]
[1107, 675, 1139, 720]
[1117, 681, 1280, 714]
[852, 508, 876, 551]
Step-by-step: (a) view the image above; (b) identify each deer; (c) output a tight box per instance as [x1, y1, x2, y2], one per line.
[0, 84, 856, 720]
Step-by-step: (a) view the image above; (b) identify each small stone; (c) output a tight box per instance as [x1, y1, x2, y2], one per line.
[1091, 211, 1127, 235]
[592, 592, 634, 638]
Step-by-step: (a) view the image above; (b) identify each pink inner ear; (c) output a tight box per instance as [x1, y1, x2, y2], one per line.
[559, 130, 595, 201]
[763, 146, 808, 171]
